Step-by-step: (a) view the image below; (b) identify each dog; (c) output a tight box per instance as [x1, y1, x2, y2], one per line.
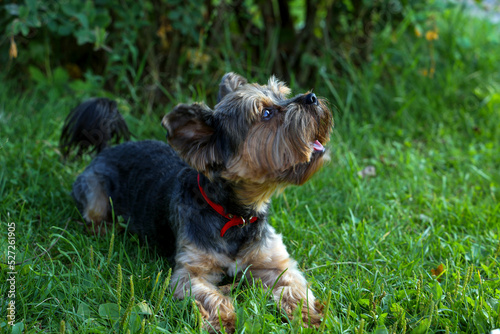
[60, 72, 333, 332]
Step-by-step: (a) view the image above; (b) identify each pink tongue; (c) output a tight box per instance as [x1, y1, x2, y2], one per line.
[313, 140, 325, 152]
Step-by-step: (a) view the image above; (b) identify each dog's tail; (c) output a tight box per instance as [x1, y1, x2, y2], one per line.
[60, 98, 131, 159]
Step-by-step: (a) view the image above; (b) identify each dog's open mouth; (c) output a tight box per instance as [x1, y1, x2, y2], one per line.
[312, 140, 325, 153]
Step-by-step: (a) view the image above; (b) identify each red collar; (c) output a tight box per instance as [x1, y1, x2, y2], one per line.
[197, 174, 258, 237]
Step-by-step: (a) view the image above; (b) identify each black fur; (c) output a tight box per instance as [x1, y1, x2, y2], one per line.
[60, 98, 130, 158]
[61, 94, 273, 259]
[72, 139, 269, 258]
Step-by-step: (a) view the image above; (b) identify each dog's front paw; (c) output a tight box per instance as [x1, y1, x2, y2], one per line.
[300, 300, 324, 328]
[279, 291, 324, 329]
[196, 300, 236, 334]
[204, 316, 236, 334]
[203, 313, 236, 334]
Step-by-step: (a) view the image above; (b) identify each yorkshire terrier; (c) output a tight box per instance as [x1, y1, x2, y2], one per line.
[60, 73, 333, 332]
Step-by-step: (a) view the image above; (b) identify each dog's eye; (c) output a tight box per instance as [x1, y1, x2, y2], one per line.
[262, 108, 274, 121]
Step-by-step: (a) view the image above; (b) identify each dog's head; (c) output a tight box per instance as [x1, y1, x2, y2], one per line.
[162, 73, 333, 209]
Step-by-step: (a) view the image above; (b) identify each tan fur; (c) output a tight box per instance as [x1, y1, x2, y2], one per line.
[238, 228, 322, 326]
[220, 90, 331, 186]
[83, 178, 109, 223]
[267, 76, 292, 96]
[171, 229, 322, 333]
[215, 178, 283, 212]
[171, 244, 236, 333]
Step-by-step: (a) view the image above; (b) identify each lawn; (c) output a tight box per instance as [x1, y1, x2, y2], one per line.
[1, 3, 500, 334]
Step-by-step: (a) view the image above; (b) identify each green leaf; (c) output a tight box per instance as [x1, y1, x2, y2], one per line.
[94, 27, 107, 50]
[5, 4, 20, 16]
[473, 309, 489, 332]
[132, 301, 153, 316]
[60, 3, 77, 16]
[12, 322, 24, 334]
[77, 302, 91, 318]
[10, 20, 21, 35]
[20, 23, 29, 36]
[28, 66, 46, 84]
[94, 11, 111, 28]
[18, 5, 29, 19]
[74, 13, 89, 29]
[168, 10, 180, 20]
[378, 312, 388, 323]
[466, 296, 476, 307]
[374, 325, 389, 334]
[128, 313, 142, 333]
[410, 318, 430, 334]
[358, 298, 370, 307]
[98, 303, 120, 320]
[53, 67, 69, 86]
[57, 21, 75, 36]
[432, 281, 443, 301]
[75, 29, 94, 45]
[25, 0, 38, 11]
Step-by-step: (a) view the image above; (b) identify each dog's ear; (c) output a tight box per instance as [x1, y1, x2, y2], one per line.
[217, 72, 248, 102]
[162, 103, 224, 174]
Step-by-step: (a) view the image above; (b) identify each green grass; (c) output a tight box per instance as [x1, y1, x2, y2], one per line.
[1, 5, 500, 334]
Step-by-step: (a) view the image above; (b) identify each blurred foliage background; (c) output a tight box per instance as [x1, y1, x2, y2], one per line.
[1, 0, 428, 108]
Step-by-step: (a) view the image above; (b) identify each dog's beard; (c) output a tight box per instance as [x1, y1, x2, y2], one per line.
[222, 101, 331, 185]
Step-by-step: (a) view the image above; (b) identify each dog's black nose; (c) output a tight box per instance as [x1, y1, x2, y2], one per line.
[304, 93, 318, 105]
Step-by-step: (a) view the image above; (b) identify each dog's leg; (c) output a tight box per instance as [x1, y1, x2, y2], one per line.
[171, 244, 236, 333]
[241, 229, 322, 327]
[72, 168, 112, 235]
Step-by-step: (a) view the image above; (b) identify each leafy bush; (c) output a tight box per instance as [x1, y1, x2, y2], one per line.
[2, 0, 422, 106]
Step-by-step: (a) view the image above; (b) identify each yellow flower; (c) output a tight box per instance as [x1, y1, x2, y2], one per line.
[187, 49, 211, 68]
[156, 17, 172, 50]
[420, 67, 435, 78]
[425, 30, 439, 41]
[9, 37, 17, 59]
